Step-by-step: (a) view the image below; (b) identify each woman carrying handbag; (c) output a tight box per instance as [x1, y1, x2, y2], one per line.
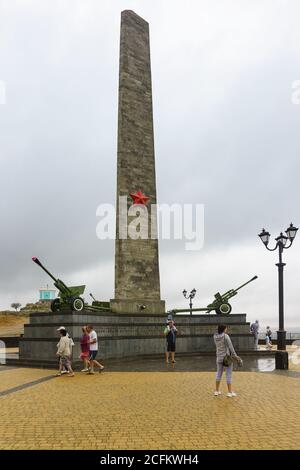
[213, 324, 243, 398]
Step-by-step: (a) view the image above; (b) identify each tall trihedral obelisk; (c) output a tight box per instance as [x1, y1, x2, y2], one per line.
[111, 10, 165, 314]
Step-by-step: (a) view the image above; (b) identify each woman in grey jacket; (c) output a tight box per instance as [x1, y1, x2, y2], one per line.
[214, 324, 241, 397]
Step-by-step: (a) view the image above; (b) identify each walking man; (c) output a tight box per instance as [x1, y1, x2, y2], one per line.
[266, 326, 272, 342]
[86, 325, 104, 374]
[56, 326, 75, 375]
[56, 329, 75, 377]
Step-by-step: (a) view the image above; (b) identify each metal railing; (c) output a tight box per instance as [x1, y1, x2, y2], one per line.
[258, 332, 300, 340]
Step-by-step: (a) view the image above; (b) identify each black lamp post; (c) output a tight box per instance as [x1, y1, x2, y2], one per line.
[182, 288, 197, 316]
[258, 223, 298, 351]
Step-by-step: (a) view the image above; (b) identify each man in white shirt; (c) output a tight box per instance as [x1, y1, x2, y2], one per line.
[86, 325, 104, 374]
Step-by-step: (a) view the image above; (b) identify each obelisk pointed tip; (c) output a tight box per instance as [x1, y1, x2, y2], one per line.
[121, 10, 149, 26]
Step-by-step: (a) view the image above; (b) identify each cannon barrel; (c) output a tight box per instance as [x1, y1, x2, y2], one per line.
[32, 256, 72, 295]
[32, 257, 58, 283]
[211, 275, 258, 305]
[231, 275, 258, 293]
[220, 275, 258, 298]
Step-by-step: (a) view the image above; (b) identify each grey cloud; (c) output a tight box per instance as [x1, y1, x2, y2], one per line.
[0, 1, 299, 327]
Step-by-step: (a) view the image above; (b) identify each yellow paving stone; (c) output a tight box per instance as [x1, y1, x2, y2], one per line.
[0, 370, 299, 450]
[0, 367, 54, 392]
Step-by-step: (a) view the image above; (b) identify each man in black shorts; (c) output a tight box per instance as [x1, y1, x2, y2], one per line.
[86, 325, 104, 374]
[164, 320, 177, 363]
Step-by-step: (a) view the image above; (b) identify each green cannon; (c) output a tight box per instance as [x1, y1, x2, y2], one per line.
[85, 293, 111, 313]
[171, 276, 258, 315]
[32, 257, 86, 312]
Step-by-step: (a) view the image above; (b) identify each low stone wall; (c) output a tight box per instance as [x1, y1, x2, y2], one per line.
[18, 310, 255, 365]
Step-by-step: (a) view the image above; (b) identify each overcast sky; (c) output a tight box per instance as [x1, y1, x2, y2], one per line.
[0, 0, 299, 327]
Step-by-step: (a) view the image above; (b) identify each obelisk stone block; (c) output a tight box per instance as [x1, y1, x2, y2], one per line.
[112, 10, 165, 314]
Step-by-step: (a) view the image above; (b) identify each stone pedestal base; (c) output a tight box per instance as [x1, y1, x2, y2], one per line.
[16, 310, 255, 367]
[275, 350, 289, 370]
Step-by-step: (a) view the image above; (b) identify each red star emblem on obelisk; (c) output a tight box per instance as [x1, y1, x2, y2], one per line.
[130, 190, 149, 205]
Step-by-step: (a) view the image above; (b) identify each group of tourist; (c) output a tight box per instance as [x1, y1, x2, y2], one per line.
[55, 317, 270, 398]
[250, 320, 273, 350]
[56, 325, 104, 377]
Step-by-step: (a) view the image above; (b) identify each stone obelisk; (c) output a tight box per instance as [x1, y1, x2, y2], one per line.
[111, 10, 165, 314]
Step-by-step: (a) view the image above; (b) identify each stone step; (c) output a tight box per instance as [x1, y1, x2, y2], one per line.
[27, 311, 249, 325]
[6, 349, 276, 371]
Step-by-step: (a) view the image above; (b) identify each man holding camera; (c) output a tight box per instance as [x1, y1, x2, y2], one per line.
[164, 320, 177, 364]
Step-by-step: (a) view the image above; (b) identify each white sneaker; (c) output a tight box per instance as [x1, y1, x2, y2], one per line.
[227, 392, 237, 398]
[61, 370, 67, 375]
[214, 391, 221, 396]
[81, 368, 89, 372]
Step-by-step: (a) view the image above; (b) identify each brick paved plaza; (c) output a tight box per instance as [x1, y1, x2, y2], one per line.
[0, 366, 299, 450]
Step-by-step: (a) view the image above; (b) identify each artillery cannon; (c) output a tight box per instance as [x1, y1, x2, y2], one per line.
[32, 257, 85, 312]
[86, 293, 111, 313]
[171, 276, 258, 315]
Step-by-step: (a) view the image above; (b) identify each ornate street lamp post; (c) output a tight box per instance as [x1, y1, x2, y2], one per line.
[258, 223, 298, 351]
[182, 288, 197, 316]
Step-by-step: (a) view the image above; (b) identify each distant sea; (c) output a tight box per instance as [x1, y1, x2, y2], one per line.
[259, 326, 300, 340]
[259, 326, 300, 332]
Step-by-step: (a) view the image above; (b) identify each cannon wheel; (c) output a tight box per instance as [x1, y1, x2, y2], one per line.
[72, 297, 84, 312]
[216, 303, 232, 315]
[51, 298, 61, 312]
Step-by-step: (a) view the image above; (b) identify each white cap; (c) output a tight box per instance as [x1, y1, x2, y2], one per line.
[57, 326, 66, 331]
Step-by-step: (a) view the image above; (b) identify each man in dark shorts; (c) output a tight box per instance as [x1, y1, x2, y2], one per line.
[86, 325, 104, 374]
[164, 320, 177, 363]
